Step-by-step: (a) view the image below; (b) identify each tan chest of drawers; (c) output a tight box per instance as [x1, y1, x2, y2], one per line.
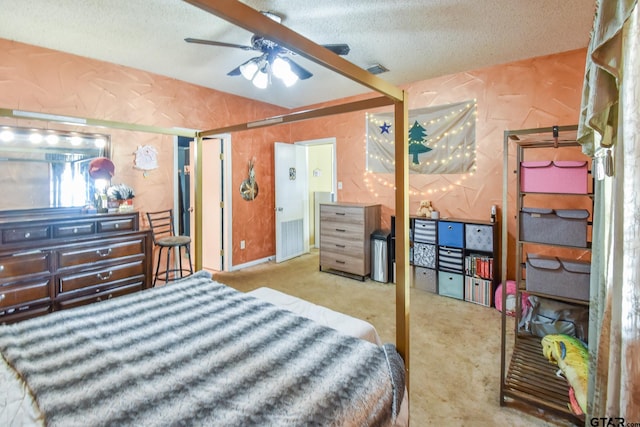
[319, 203, 381, 280]
[0, 209, 152, 324]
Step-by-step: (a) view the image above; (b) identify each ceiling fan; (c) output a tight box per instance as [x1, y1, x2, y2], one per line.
[185, 11, 350, 88]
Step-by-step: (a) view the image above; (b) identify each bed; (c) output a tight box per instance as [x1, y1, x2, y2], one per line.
[0, 271, 406, 426]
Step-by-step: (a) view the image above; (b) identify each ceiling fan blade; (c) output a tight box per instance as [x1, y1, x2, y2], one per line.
[282, 57, 313, 80]
[227, 66, 242, 76]
[184, 38, 254, 51]
[322, 44, 350, 56]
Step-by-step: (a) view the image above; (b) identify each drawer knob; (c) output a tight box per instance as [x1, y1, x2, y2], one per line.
[96, 271, 113, 281]
[24, 232, 31, 238]
[115, 224, 120, 229]
[476, 229, 481, 233]
[0, 294, 5, 301]
[335, 228, 345, 232]
[96, 248, 112, 257]
[336, 260, 345, 264]
[335, 244, 345, 248]
[447, 226, 452, 230]
[73, 228, 78, 234]
[0, 265, 4, 272]
[335, 212, 346, 216]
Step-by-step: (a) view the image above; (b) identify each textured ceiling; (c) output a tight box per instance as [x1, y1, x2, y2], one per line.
[0, 0, 595, 109]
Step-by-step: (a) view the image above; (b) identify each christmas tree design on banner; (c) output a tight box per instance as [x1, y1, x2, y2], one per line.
[408, 120, 432, 164]
[366, 100, 476, 174]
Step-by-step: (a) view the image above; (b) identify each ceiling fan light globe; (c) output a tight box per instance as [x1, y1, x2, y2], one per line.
[280, 71, 298, 87]
[240, 60, 259, 80]
[252, 70, 269, 89]
[271, 56, 291, 79]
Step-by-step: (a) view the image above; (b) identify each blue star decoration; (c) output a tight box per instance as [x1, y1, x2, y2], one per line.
[379, 122, 391, 134]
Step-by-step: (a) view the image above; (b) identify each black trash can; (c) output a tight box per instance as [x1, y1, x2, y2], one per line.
[371, 229, 391, 282]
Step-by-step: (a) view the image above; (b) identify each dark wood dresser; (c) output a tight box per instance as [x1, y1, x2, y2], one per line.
[0, 208, 153, 324]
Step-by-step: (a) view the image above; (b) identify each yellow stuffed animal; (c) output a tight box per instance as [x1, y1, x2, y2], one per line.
[416, 200, 434, 217]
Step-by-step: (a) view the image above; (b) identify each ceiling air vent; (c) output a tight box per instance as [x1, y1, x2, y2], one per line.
[366, 64, 389, 75]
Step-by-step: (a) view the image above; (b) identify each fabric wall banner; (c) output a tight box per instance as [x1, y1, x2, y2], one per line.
[367, 100, 477, 174]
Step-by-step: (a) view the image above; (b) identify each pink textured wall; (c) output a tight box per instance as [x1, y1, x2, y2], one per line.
[290, 49, 587, 277]
[0, 38, 288, 266]
[0, 37, 587, 272]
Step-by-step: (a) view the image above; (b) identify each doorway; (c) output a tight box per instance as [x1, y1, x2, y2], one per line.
[295, 138, 337, 249]
[176, 135, 231, 272]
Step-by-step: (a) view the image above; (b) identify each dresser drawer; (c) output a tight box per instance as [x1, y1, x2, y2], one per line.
[98, 217, 135, 233]
[438, 271, 464, 300]
[438, 246, 464, 273]
[56, 282, 143, 310]
[465, 224, 494, 252]
[2, 225, 51, 244]
[319, 221, 363, 240]
[0, 252, 50, 281]
[57, 260, 145, 294]
[438, 221, 464, 248]
[0, 278, 51, 310]
[0, 305, 51, 323]
[53, 221, 96, 238]
[413, 219, 437, 244]
[320, 253, 364, 276]
[320, 234, 363, 256]
[321, 204, 364, 220]
[57, 238, 145, 268]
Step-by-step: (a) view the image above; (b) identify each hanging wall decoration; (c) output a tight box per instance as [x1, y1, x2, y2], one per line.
[134, 145, 159, 177]
[366, 100, 477, 174]
[240, 157, 259, 201]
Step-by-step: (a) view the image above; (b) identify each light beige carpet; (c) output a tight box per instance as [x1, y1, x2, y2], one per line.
[212, 250, 574, 426]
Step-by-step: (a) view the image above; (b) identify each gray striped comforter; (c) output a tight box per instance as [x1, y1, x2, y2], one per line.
[0, 271, 404, 426]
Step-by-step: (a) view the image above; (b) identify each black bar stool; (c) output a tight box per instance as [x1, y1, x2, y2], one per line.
[146, 209, 193, 287]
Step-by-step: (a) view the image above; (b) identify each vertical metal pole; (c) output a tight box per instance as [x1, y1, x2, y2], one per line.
[194, 135, 203, 271]
[499, 130, 509, 404]
[394, 91, 410, 391]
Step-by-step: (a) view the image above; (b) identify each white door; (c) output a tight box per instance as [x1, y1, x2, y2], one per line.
[275, 142, 309, 263]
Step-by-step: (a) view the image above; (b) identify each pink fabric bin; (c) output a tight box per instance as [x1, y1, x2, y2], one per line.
[520, 160, 588, 194]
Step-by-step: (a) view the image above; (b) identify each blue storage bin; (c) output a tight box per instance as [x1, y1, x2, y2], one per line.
[438, 221, 464, 248]
[438, 271, 464, 300]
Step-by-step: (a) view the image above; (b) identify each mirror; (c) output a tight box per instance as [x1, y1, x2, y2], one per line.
[0, 124, 111, 211]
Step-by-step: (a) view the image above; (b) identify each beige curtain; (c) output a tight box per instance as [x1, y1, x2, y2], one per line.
[577, 0, 640, 422]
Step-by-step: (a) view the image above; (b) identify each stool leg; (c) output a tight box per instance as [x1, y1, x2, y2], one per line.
[186, 244, 193, 274]
[178, 246, 184, 278]
[153, 246, 163, 287]
[165, 245, 171, 283]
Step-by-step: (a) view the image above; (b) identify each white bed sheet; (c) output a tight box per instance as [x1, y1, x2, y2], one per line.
[247, 287, 383, 345]
[0, 353, 43, 427]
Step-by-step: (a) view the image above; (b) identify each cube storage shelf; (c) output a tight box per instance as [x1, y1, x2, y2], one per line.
[499, 125, 592, 425]
[391, 215, 499, 307]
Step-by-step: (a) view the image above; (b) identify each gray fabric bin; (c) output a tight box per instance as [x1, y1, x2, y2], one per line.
[520, 207, 589, 247]
[525, 254, 590, 301]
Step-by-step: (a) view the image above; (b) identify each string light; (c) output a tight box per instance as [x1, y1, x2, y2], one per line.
[363, 100, 479, 198]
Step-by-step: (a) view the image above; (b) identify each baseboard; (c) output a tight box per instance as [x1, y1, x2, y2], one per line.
[230, 255, 274, 271]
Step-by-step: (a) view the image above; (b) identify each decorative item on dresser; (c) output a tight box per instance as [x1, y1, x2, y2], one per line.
[319, 202, 381, 281]
[0, 208, 153, 324]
